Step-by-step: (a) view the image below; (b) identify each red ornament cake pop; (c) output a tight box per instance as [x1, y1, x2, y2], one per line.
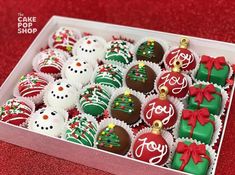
[143, 86, 177, 129]
[157, 59, 190, 99]
[164, 37, 197, 72]
[132, 120, 170, 165]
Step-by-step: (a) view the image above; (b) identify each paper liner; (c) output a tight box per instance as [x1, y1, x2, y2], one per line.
[90, 63, 125, 89]
[76, 83, 113, 118]
[172, 113, 222, 147]
[102, 40, 135, 67]
[27, 106, 69, 138]
[13, 72, 54, 104]
[154, 70, 193, 101]
[95, 118, 134, 156]
[48, 26, 82, 51]
[32, 48, 70, 78]
[123, 60, 162, 94]
[133, 37, 170, 65]
[107, 87, 145, 127]
[191, 59, 233, 89]
[130, 127, 174, 167]
[163, 46, 200, 74]
[140, 94, 184, 130]
[169, 138, 217, 175]
[63, 112, 98, 142]
[43, 79, 79, 111]
[185, 81, 228, 116]
[61, 56, 95, 89]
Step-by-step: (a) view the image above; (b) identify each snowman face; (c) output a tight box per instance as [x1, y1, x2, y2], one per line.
[45, 80, 77, 110]
[64, 58, 93, 87]
[73, 36, 106, 66]
[28, 107, 65, 137]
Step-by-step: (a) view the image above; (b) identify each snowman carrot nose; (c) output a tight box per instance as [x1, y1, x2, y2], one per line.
[58, 86, 64, 91]
[43, 115, 48, 120]
[87, 40, 91, 44]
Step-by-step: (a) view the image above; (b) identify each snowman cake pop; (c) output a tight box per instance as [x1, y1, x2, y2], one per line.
[28, 107, 68, 137]
[72, 35, 107, 67]
[44, 79, 78, 110]
[62, 57, 93, 88]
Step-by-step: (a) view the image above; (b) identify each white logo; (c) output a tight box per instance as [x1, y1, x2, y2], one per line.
[18, 12, 37, 34]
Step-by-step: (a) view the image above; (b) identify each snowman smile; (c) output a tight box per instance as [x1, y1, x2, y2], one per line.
[68, 65, 87, 74]
[34, 120, 54, 130]
[79, 45, 96, 53]
[51, 90, 69, 99]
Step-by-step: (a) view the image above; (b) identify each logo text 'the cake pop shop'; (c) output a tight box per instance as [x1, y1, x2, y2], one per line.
[17, 12, 37, 34]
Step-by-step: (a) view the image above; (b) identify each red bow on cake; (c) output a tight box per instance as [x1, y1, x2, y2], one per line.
[176, 142, 210, 171]
[201, 55, 226, 81]
[189, 84, 216, 106]
[182, 108, 215, 137]
[201, 55, 226, 70]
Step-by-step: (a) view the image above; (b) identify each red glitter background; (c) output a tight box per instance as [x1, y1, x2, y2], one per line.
[0, 0, 235, 174]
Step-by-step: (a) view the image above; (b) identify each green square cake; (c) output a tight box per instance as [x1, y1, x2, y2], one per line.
[171, 141, 210, 175]
[188, 84, 222, 115]
[178, 108, 215, 144]
[196, 59, 229, 86]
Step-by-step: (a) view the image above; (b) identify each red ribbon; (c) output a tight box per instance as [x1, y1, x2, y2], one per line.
[182, 108, 215, 137]
[201, 55, 226, 81]
[176, 142, 211, 171]
[189, 84, 218, 107]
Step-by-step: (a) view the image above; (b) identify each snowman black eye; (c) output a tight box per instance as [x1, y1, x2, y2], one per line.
[50, 126, 53, 129]
[93, 39, 97, 42]
[40, 109, 45, 114]
[83, 62, 86, 64]
[66, 84, 71, 88]
[57, 82, 61, 86]
[85, 37, 88, 40]
[51, 111, 57, 116]
[93, 49, 95, 52]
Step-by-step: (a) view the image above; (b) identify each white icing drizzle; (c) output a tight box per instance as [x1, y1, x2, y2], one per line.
[158, 73, 188, 94]
[169, 49, 195, 69]
[135, 137, 168, 165]
[145, 102, 175, 125]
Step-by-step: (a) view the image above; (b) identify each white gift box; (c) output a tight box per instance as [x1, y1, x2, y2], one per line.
[0, 16, 235, 175]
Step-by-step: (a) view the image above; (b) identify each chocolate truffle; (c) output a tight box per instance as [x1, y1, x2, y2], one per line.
[96, 123, 131, 155]
[136, 39, 164, 64]
[126, 62, 156, 93]
[111, 90, 141, 125]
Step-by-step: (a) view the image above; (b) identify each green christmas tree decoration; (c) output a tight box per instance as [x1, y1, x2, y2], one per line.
[136, 40, 156, 59]
[112, 90, 134, 114]
[96, 123, 120, 148]
[127, 62, 148, 82]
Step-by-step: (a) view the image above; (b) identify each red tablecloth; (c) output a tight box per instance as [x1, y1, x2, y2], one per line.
[0, 0, 235, 174]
